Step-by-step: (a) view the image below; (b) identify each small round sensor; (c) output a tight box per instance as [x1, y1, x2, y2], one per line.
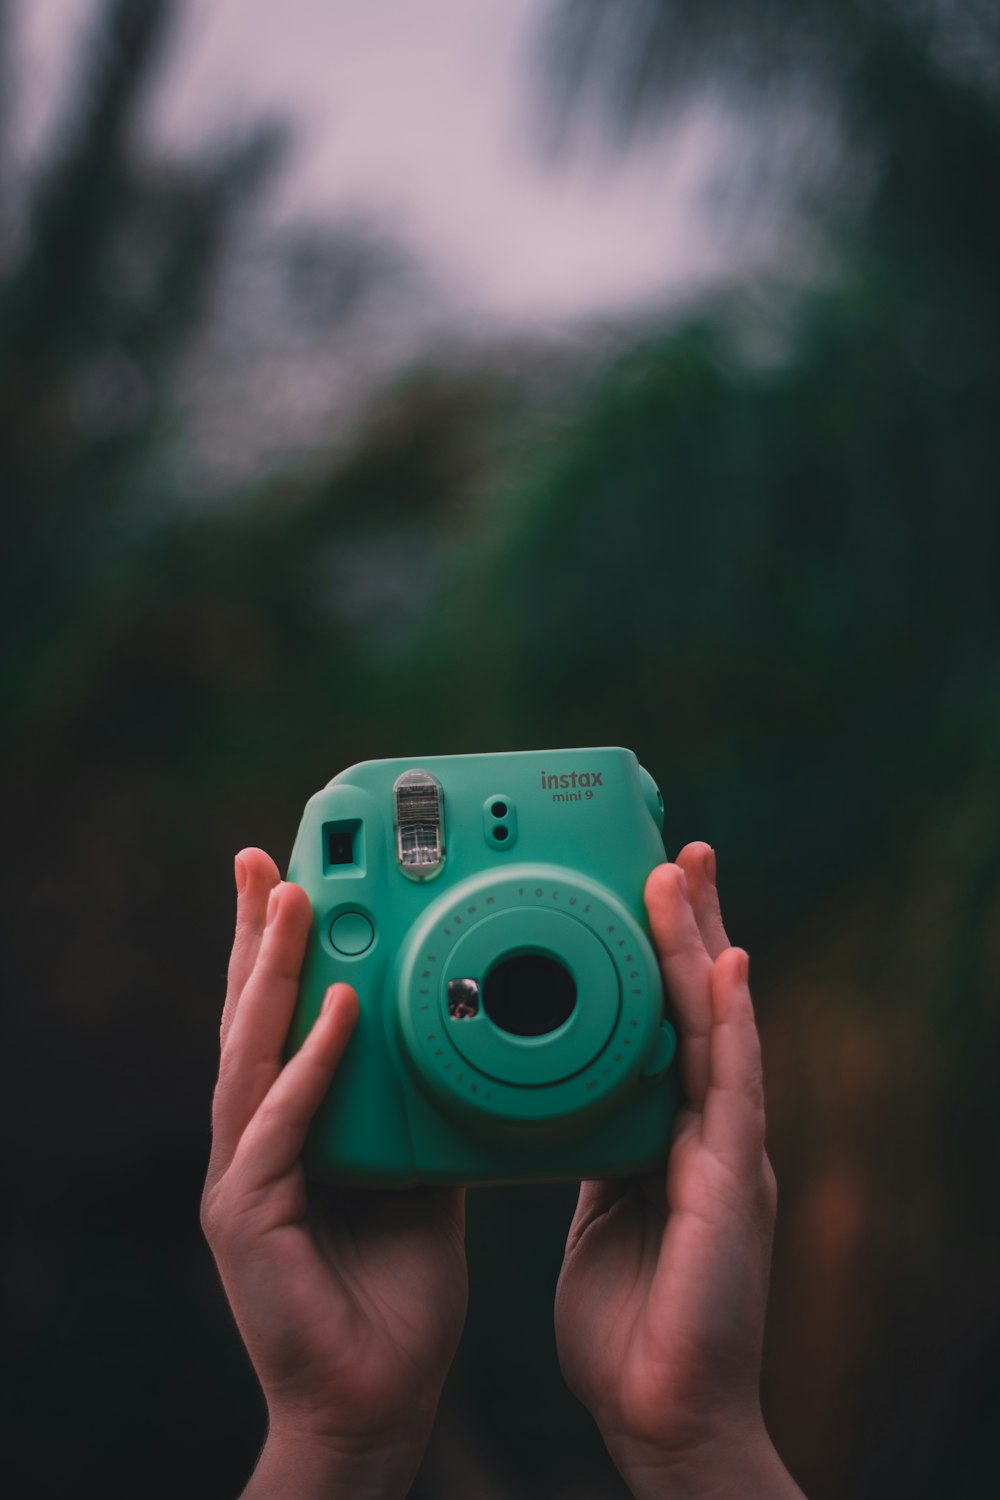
[483, 793, 517, 849]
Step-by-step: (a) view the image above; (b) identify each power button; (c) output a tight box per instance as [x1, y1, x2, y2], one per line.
[330, 911, 375, 956]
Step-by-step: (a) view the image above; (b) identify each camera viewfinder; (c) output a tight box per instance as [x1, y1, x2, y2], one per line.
[322, 818, 363, 874]
[327, 829, 355, 865]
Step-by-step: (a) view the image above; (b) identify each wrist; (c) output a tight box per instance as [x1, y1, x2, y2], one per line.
[242, 1423, 431, 1500]
[606, 1418, 805, 1500]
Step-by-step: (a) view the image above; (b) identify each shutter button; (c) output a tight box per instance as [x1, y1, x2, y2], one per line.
[639, 1022, 677, 1080]
[330, 912, 375, 955]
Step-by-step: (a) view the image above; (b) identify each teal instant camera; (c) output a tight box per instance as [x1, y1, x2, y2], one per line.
[286, 747, 681, 1186]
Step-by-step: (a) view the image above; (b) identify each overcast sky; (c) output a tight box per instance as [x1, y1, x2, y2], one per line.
[15, 0, 731, 327]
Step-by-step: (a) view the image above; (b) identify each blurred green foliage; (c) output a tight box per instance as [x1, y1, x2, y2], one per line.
[2, 1, 998, 1497]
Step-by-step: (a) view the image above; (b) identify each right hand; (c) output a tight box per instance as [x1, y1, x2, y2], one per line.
[554, 846, 802, 1499]
[201, 847, 468, 1498]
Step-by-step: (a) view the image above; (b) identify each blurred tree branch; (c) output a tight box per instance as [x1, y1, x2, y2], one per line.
[0, 0, 289, 745]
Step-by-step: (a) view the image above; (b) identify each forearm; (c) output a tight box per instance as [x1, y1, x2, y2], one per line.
[608, 1422, 806, 1500]
[241, 1424, 431, 1500]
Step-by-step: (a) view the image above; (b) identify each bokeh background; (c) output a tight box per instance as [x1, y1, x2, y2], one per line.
[3, 1, 999, 1495]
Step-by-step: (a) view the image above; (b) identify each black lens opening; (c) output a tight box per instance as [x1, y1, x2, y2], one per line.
[491, 801, 508, 817]
[483, 953, 576, 1037]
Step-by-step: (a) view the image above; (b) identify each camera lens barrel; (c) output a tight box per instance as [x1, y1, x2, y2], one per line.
[395, 864, 663, 1125]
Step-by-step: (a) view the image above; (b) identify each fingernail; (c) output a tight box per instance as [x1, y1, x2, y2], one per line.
[266, 883, 282, 926]
[322, 983, 340, 1015]
[703, 847, 717, 885]
[675, 865, 689, 898]
[234, 854, 247, 895]
[735, 948, 750, 984]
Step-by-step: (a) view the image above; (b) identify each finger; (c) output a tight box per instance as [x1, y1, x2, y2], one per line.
[424, 1185, 467, 1240]
[565, 1179, 625, 1252]
[644, 863, 714, 1106]
[563, 1174, 656, 1260]
[675, 841, 730, 960]
[221, 847, 281, 1047]
[230, 983, 359, 1190]
[646, 962, 765, 1321]
[700, 948, 767, 1176]
[210, 880, 314, 1176]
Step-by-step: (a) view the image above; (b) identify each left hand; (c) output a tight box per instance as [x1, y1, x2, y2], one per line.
[201, 847, 468, 1499]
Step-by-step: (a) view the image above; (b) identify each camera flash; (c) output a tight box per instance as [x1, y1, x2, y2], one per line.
[393, 769, 445, 880]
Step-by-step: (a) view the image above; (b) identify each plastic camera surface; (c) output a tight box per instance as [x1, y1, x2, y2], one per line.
[285, 747, 681, 1186]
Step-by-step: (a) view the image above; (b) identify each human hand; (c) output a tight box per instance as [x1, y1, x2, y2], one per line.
[201, 848, 468, 1500]
[554, 844, 803, 1500]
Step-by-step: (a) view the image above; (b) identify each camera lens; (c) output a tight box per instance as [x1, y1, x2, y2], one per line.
[491, 801, 508, 817]
[483, 954, 576, 1038]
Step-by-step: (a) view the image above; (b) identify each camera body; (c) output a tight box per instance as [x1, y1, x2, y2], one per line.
[286, 747, 681, 1186]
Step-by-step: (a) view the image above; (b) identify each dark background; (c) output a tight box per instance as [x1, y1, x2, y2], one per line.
[3, 2, 999, 1495]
